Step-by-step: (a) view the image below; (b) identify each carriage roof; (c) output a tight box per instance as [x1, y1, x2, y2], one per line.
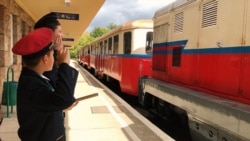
[154, 0, 197, 18]
[89, 19, 153, 44]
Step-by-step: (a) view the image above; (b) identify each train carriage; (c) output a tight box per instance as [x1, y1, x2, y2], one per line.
[78, 45, 91, 69]
[139, 0, 250, 140]
[80, 19, 153, 96]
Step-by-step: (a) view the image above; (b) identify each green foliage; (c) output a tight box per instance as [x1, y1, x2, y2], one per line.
[106, 23, 118, 31]
[70, 23, 119, 59]
[90, 27, 107, 38]
[70, 32, 94, 59]
[70, 48, 78, 60]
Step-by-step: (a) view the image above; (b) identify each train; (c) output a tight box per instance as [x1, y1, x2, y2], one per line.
[139, 0, 250, 141]
[78, 19, 153, 96]
[79, 0, 250, 140]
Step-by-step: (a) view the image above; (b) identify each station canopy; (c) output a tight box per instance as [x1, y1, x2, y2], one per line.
[15, 0, 105, 47]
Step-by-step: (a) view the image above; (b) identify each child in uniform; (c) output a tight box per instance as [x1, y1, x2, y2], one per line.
[12, 27, 78, 141]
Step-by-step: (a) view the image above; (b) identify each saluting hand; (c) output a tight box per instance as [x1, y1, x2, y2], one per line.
[56, 47, 70, 66]
[54, 34, 63, 51]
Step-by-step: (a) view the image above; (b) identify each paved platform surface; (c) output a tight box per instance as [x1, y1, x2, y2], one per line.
[0, 61, 174, 141]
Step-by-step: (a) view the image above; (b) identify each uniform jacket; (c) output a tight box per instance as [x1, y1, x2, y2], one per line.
[43, 50, 58, 87]
[17, 63, 78, 141]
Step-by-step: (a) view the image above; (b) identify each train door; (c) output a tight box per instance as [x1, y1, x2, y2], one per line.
[112, 35, 120, 79]
[151, 23, 169, 81]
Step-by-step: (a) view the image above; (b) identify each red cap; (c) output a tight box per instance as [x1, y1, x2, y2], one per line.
[12, 27, 54, 56]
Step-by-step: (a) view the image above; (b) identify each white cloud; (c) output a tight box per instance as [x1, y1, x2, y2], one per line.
[86, 0, 175, 32]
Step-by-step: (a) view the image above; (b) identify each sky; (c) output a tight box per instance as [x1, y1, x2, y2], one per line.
[86, 0, 176, 32]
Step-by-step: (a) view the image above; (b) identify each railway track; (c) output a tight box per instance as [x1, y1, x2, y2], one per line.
[108, 87, 192, 141]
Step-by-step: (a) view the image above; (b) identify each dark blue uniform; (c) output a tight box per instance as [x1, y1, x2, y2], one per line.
[16, 63, 78, 141]
[43, 50, 59, 87]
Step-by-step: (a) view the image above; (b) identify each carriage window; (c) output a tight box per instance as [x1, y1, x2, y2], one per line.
[123, 32, 131, 54]
[146, 32, 153, 53]
[95, 45, 99, 55]
[99, 42, 103, 55]
[91, 45, 94, 55]
[88, 48, 90, 54]
[83, 48, 86, 55]
[113, 35, 119, 54]
[80, 49, 84, 56]
[108, 37, 112, 54]
[172, 47, 182, 67]
[104, 40, 107, 54]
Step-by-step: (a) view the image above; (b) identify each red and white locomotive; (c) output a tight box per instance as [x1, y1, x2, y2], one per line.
[78, 19, 153, 96]
[139, 0, 250, 140]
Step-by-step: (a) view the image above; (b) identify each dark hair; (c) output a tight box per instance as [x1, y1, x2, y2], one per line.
[22, 56, 42, 67]
[22, 50, 53, 67]
[34, 12, 61, 31]
[44, 22, 61, 31]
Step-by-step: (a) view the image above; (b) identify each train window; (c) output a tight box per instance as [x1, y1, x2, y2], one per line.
[146, 32, 153, 53]
[113, 35, 119, 54]
[91, 45, 94, 55]
[79, 50, 82, 56]
[98, 44, 100, 55]
[94, 45, 96, 55]
[202, 0, 218, 28]
[174, 12, 184, 33]
[104, 40, 107, 55]
[95, 45, 98, 55]
[172, 47, 182, 67]
[99, 42, 103, 55]
[84, 49, 87, 55]
[108, 37, 112, 54]
[123, 32, 131, 54]
[82, 49, 84, 55]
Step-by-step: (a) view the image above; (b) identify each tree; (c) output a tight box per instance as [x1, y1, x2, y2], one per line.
[106, 23, 119, 31]
[70, 23, 119, 59]
[76, 32, 94, 48]
[90, 27, 107, 38]
[70, 32, 94, 59]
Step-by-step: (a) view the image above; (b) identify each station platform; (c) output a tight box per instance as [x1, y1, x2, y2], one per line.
[0, 61, 174, 141]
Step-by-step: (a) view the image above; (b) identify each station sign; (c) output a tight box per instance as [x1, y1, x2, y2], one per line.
[62, 38, 74, 41]
[53, 12, 79, 21]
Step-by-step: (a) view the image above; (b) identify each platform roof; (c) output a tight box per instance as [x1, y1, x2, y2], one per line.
[15, 0, 105, 47]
